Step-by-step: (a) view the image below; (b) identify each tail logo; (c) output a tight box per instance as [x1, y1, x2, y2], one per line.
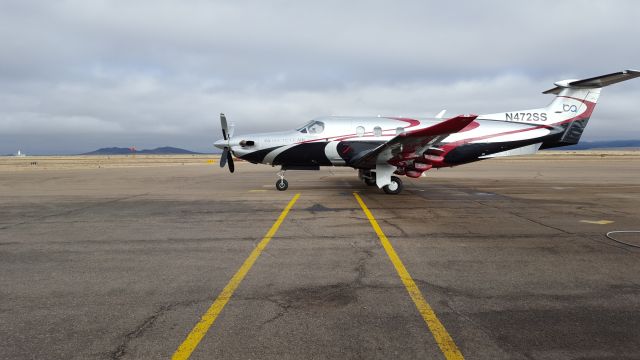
[563, 104, 578, 113]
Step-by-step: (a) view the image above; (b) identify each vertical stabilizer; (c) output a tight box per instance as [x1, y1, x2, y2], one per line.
[541, 70, 639, 146]
[479, 70, 639, 148]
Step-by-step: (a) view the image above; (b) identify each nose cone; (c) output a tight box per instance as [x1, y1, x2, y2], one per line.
[214, 139, 226, 150]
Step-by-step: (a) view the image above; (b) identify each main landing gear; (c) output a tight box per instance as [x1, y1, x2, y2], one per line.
[358, 170, 403, 195]
[358, 169, 377, 186]
[276, 170, 288, 191]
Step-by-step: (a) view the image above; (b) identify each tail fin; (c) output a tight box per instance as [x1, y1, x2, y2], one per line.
[542, 70, 639, 146]
[479, 70, 639, 147]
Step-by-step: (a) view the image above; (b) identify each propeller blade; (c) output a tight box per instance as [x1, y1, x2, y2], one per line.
[220, 113, 229, 140]
[227, 151, 235, 173]
[218, 113, 234, 173]
[220, 147, 228, 168]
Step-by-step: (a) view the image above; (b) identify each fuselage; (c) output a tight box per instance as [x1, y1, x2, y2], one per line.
[217, 110, 580, 169]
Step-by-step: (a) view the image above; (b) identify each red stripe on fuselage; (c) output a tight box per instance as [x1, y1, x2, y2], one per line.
[388, 117, 421, 128]
[296, 117, 422, 144]
[427, 97, 596, 167]
[445, 97, 595, 146]
[291, 98, 594, 152]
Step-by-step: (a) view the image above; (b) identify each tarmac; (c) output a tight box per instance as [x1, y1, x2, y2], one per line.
[1, 153, 639, 359]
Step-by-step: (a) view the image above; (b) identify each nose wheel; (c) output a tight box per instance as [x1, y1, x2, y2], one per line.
[276, 179, 289, 191]
[275, 170, 289, 191]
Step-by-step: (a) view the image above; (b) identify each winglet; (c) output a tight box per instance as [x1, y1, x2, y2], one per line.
[403, 114, 477, 138]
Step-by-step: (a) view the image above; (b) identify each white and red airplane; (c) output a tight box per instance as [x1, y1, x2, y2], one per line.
[215, 70, 639, 194]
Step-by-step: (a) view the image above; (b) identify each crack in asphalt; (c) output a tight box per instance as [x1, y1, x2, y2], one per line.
[242, 247, 384, 327]
[109, 299, 201, 360]
[411, 278, 538, 360]
[473, 200, 573, 234]
[0, 193, 149, 231]
[110, 305, 173, 360]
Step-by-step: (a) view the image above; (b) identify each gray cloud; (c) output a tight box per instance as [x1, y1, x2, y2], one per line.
[0, 0, 639, 154]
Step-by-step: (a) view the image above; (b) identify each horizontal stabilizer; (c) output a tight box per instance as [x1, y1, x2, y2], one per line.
[543, 69, 640, 94]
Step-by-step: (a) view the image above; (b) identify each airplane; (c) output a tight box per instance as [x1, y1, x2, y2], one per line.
[214, 70, 639, 195]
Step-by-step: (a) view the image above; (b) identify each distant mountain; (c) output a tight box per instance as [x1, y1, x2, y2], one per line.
[561, 140, 640, 150]
[138, 146, 202, 154]
[81, 146, 203, 155]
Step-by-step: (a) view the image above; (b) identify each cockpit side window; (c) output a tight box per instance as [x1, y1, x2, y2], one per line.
[307, 121, 325, 134]
[296, 120, 324, 134]
[298, 120, 325, 134]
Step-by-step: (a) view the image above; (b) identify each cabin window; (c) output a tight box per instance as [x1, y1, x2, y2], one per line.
[356, 126, 365, 137]
[396, 127, 405, 135]
[374, 126, 382, 137]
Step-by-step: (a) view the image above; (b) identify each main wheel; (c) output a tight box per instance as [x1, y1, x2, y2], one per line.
[275, 179, 289, 191]
[382, 176, 403, 195]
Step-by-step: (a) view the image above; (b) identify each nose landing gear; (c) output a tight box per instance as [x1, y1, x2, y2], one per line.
[276, 170, 289, 191]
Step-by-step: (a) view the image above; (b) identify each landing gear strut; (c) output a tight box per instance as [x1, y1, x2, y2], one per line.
[275, 170, 288, 191]
[358, 169, 377, 186]
[359, 169, 403, 194]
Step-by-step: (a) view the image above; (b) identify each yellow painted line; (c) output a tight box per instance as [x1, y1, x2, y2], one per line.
[580, 220, 614, 225]
[207, 159, 215, 164]
[248, 189, 268, 192]
[172, 193, 300, 360]
[353, 193, 464, 360]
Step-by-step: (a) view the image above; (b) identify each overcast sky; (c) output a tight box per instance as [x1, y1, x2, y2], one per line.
[0, 0, 639, 154]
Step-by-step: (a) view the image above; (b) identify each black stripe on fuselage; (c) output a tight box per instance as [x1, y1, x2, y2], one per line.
[337, 141, 383, 166]
[540, 118, 591, 149]
[237, 146, 282, 164]
[240, 140, 384, 168]
[272, 142, 332, 166]
[444, 135, 556, 165]
[444, 119, 591, 165]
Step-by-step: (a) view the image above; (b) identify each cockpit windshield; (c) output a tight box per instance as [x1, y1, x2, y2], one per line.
[297, 120, 325, 134]
[296, 121, 314, 133]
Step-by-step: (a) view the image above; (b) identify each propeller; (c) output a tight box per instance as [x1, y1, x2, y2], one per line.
[219, 113, 235, 173]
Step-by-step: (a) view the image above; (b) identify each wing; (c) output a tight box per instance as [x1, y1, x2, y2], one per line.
[348, 115, 477, 168]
